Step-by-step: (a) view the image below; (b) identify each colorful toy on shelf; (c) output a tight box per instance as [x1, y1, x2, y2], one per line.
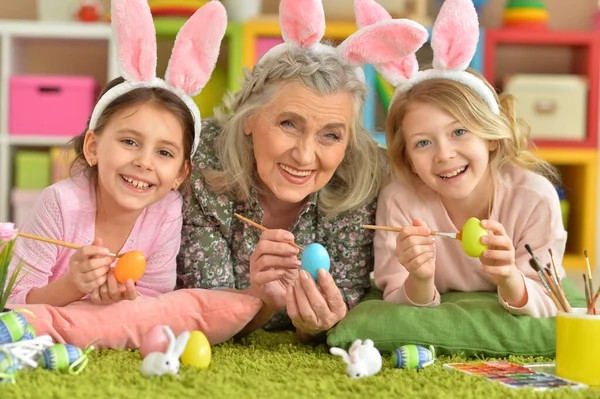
[392, 345, 436, 370]
[556, 186, 570, 230]
[149, 0, 208, 17]
[330, 339, 382, 379]
[40, 343, 94, 374]
[140, 326, 190, 377]
[180, 330, 211, 370]
[502, 0, 548, 30]
[75, 1, 104, 22]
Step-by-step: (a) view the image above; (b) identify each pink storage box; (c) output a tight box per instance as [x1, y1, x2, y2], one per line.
[11, 189, 43, 228]
[9, 75, 99, 136]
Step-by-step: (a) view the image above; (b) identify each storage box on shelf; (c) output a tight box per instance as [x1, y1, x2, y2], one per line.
[484, 29, 600, 148]
[0, 20, 118, 222]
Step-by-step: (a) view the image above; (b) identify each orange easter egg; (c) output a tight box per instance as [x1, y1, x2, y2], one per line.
[114, 250, 146, 283]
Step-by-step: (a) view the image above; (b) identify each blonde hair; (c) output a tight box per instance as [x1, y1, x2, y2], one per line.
[204, 49, 389, 218]
[385, 68, 559, 185]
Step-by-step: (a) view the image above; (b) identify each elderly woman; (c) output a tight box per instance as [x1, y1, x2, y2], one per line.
[176, 0, 427, 342]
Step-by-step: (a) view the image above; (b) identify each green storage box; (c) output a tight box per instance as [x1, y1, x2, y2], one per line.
[15, 150, 51, 189]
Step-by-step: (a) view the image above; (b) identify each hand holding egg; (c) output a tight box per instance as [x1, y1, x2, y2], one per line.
[459, 217, 489, 258]
[301, 243, 331, 280]
[114, 250, 146, 283]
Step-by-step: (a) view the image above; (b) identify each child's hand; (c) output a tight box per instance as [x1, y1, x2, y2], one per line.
[68, 237, 113, 294]
[479, 220, 519, 286]
[395, 219, 436, 281]
[90, 270, 139, 305]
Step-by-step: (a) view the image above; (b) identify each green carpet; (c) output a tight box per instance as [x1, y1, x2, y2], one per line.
[2, 330, 599, 398]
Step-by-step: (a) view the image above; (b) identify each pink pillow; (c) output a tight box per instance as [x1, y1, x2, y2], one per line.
[7, 289, 262, 349]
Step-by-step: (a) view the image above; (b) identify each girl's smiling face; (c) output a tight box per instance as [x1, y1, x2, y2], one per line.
[402, 101, 496, 203]
[84, 101, 189, 215]
[245, 82, 354, 205]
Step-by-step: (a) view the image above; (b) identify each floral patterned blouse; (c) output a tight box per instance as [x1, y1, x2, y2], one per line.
[176, 119, 377, 330]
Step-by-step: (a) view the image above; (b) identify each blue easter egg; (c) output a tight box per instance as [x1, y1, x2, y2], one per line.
[301, 243, 330, 280]
[0, 350, 19, 383]
[40, 344, 84, 373]
[0, 311, 27, 344]
[392, 345, 436, 370]
[20, 324, 37, 341]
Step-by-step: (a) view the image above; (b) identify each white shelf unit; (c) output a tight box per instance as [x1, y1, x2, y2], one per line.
[0, 20, 118, 222]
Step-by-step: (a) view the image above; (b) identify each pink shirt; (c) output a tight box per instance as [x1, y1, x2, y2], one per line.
[8, 174, 183, 304]
[374, 164, 567, 317]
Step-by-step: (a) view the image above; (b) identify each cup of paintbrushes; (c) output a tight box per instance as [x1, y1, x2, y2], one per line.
[556, 308, 600, 386]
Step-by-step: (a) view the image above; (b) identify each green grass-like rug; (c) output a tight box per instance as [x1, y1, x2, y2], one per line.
[2, 330, 599, 398]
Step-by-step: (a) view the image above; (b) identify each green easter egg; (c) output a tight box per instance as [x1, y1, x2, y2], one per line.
[460, 217, 488, 258]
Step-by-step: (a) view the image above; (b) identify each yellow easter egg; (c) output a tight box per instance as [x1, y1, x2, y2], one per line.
[180, 330, 211, 370]
[460, 217, 489, 258]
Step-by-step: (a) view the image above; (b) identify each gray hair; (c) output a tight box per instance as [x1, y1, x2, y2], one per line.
[204, 48, 388, 217]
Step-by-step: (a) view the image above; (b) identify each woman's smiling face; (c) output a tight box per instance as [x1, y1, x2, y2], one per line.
[245, 81, 354, 205]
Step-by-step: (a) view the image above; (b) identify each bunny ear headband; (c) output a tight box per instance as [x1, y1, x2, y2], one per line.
[258, 0, 429, 84]
[355, 0, 500, 115]
[88, 0, 228, 158]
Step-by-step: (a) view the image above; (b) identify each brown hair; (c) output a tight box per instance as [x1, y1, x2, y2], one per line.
[70, 76, 195, 193]
[385, 68, 559, 185]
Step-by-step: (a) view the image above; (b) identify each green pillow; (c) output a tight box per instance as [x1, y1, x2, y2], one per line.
[327, 278, 586, 357]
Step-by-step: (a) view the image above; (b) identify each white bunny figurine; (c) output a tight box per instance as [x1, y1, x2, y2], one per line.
[330, 339, 382, 379]
[140, 326, 191, 377]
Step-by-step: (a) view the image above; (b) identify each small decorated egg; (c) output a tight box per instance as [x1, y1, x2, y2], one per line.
[20, 324, 37, 341]
[0, 311, 27, 344]
[139, 325, 169, 359]
[392, 345, 436, 370]
[114, 250, 147, 283]
[0, 349, 19, 384]
[301, 243, 331, 280]
[460, 217, 489, 258]
[40, 343, 91, 374]
[180, 330, 211, 370]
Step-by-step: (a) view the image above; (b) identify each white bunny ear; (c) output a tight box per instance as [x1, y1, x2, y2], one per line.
[172, 332, 191, 358]
[279, 0, 326, 48]
[165, 0, 228, 96]
[355, 0, 392, 29]
[338, 20, 427, 86]
[110, 0, 157, 82]
[163, 326, 176, 354]
[330, 347, 351, 364]
[431, 0, 479, 71]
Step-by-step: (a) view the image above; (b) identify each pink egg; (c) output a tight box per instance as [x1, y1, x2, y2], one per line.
[139, 325, 169, 358]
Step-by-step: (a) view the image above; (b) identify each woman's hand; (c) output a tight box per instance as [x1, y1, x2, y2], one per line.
[286, 269, 347, 337]
[395, 219, 436, 281]
[68, 237, 113, 294]
[248, 229, 301, 310]
[479, 219, 526, 306]
[90, 270, 139, 305]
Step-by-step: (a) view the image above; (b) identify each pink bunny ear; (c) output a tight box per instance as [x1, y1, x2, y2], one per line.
[431, 0, 479, 71]
[165, 1, 227, 96]
[355, 0, 392, 29]
[111, 0, 157, 82]
[279, 0, 325, 48]
[339, 20, 427, 85]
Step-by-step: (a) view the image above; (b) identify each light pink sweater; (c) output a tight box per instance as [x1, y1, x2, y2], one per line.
[8, 175, 183, 304]
[374, 164, 567, 317]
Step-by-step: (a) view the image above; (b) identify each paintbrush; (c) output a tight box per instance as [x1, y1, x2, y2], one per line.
[584, 250, 595, 314]
[525, 244, 567, 312]
[362, 225, 461, 239]
[16, 232, 120, 258]
[233, 213, 304, 250]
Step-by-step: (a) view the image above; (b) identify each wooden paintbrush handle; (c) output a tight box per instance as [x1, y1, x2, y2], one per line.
[234, 213, 304, 251]
[362, 225, 459, 239]
[17, 232, 119, 257]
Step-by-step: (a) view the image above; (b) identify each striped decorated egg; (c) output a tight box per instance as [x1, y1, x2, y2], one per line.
[40, 344, 85, 373]
[20, 324, 37, 341]
[392, 345, 436, 370]
[0, 311, 27, 344]
[0, 349, 19, 383]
